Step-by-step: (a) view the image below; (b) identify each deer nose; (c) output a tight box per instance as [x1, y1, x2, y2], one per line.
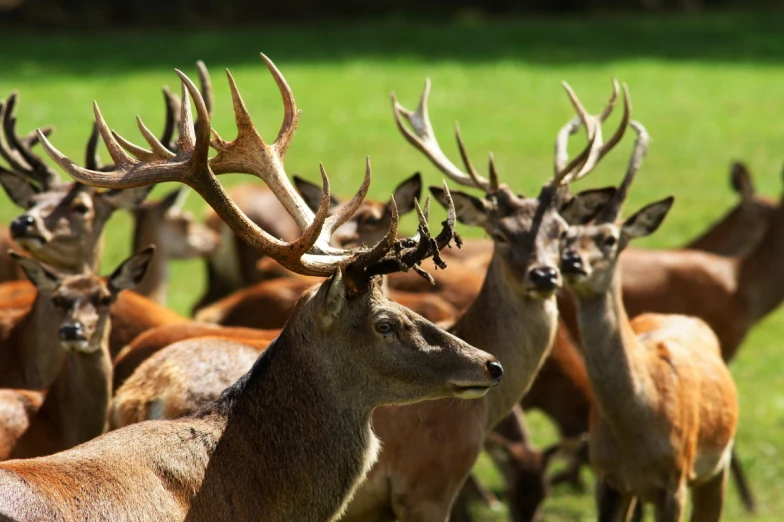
[485, 360, 504, 383]
[10, 215, 35, 239]
[529, 266, 559, 291]
[560, 250, 585, 275]
[59, 322, 84, 341]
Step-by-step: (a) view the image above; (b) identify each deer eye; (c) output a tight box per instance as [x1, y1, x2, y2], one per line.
[602, 235, 617, 248]
[375, 321, 394, 334]
[98, 295, 113, 307]
[364, 216, 381, 227]
[51, 296, 68, 308]
[71, 203, 89, 214]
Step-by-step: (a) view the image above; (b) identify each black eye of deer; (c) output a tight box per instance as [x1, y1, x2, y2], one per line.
[493, 233, 508, 244]
[603, 235, 617, 248]
[364, 216, 380, 226]
[72, 203, 89, 214]
[98, 295, 113, 307]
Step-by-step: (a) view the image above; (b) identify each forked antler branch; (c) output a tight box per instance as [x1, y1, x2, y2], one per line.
[596, 120, 650, 223]
[37, 54, 458, 287]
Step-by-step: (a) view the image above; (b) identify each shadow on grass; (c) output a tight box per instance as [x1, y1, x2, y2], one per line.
[1, 10, 784, 77]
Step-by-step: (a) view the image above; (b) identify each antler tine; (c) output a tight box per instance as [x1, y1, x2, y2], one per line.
[594, 82, 631, 163]
[597, 120, 650, 224]
[112, 115, 177, 162]
[321, 157, 372, 245]
[598, 78, 620, 123]
[358, 180, 460, 284]
[196, 61, 214, 119]
[85, 123, 101, 170]
[160, 86, 181, 151]
[209, 61, 320, 238]
[258, 53, 300, 157]
[39, 67, 358, 278]
[392, 79, 492, 192]
[0, 99, 29, 174]
[1, 93, 62, 190]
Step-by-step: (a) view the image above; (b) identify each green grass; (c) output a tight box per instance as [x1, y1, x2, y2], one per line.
[2, 10, 784, 519]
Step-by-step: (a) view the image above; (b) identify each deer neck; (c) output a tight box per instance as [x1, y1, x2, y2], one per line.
[131, 212, 168, 305]
[573, 269, 654, 433]
[7, 291, 64, 390]
[452, 251, 559, 431]
[193, 329, 379, 522]
[739, 199, 784, 323]
[12, 336, 113, 459]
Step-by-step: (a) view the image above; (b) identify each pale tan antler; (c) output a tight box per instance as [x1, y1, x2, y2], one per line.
[37, 55, 460, 284]
[0, 93, 60, 190]
[596, 119, 650, 223]
[551, 79, 631, 187]
[391, 79, 499, 193]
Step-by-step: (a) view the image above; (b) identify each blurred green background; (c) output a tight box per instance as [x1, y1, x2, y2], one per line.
[1, 10, 783, 520]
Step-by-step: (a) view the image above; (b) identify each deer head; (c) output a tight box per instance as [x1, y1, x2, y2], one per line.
[560, 120, 675, 297]
[132, 187, 220, 259]
[10, 247, 154, 354]
[391, 79, 629, 299]
[294, 172, 422, 248]
[36, 53, 504, 404]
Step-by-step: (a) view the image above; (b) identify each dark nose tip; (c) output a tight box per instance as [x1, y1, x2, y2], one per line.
[529, 266, 559, 291]
[59, 322, 84, 341]
[560, 250, 585, 274]
[10, 215, 34, 238]
[486, 360, 504, 383]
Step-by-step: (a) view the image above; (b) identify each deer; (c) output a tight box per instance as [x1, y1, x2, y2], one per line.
[105, 74, 623, 521]
[559, 118, 738, 521]
[0, 87, 196, 356]
[0, 248, 154, 460]
[3, 54, 504, 522]
[130, 187, 220, 305]
[192, 171, 423, 312]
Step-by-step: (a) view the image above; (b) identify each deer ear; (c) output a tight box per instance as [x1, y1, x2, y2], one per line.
[621, 196, 675, 241]
[430, 186, 490, 227]
[159, 187, 189, 215]
[730, 161, 754, 202]
[0, 171, 38, 208]
[10, 250, 61, 292]
[100, 186, 154, 210]
[294, 175, 340, 212]
[559, 187, 617, 225]
[108, 246, 155, 295]
[390, 173, 422, 216]
[315, 269, 345, 329]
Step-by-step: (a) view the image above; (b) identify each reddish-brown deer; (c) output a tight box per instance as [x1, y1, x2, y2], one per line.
[3, 55, 503, 522]
[0, 90, 189, 356]
[560, 119, 738, 520]
[1, 248, 154, 460]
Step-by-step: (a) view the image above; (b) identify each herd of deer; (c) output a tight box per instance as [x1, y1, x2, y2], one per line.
[0, 52, 777, 522]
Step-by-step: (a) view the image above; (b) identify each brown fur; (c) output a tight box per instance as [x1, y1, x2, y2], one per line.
[130, 189, 220, 305]
[563, 199, 738, 520]
[0, 277, 501, 522]
[0, 250, 152, 460]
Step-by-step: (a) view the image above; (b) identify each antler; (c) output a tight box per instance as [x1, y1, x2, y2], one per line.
[0, 93, 61, 190]
[346, 180, 461, 292]
[551, 79, 631, 187]
[596, 120, 649, 224]
[392, 79, 498, 193]
[36, 55, 416, 282]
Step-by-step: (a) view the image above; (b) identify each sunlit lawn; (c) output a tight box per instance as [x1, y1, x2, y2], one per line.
[1, 10, 784, 519]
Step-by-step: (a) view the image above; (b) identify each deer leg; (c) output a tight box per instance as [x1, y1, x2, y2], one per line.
[729, 447, 756, 513]
[596, 476, 636, 522]
[690, 466, 727, 522]
[654, 483, 686, 522]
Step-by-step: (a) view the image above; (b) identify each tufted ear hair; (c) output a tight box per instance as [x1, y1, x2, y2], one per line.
[10, 250, 61, 292]
[0, 170, 39, 208]
[108, 246, 156, 295]
[559, 187, 617, 225]
[430, 185, 491, 228]
[314, 269, 345, 330]
[389, 172, 422, 216]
